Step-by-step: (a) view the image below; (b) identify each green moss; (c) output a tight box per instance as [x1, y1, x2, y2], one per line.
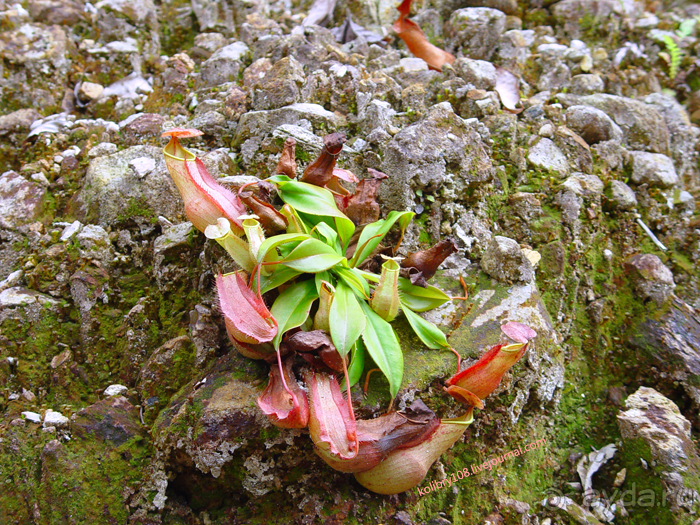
[117, 197, 159, 224]
[618, 437, 680, 525]
[0, 425, 150, 525]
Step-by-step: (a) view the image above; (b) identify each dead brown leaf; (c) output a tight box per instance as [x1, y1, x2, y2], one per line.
[393, 0, 454, 72]
[495, 66, 523, 114]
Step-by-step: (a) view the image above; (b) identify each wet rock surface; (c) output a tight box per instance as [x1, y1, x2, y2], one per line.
[2, 0, 700, 523]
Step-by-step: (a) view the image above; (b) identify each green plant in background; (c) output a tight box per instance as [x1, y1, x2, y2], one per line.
[161, 128, 536, 494]
[660, 35, 682, 79]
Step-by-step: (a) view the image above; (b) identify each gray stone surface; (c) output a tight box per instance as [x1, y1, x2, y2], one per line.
[618, 387, 700, 517]
[560, 174, 604, 197]
[607, 180, 637, 210]
[565, 105, 623, 145]
[645, 93, 700, 181]
[235, 103, 343, 144]
[251, 56, 305, 110]
[628, 151, 679, 188]
[480, 235, 534, 283]
[558, 94, 670, 153]
[569, 74, 605, 95]
[453, 58, 497, 90]
[379, 102, 494, 211]
[446, 8, 506, 60]
[0, 171, 46, 230]
[74, 146, 184, 227]
[552, 0, 620, 39]
[197, 42, 250, 88]
[527, 138, 569, 175]
[624, 253, 675, 306]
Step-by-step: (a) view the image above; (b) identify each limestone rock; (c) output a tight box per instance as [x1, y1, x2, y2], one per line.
[27, 0, 84, 25]
[95, 0, 157, 25]
[480, 235, 534, 283]
[0, 171, 46, 230]
[0, 24, 71, 112]
[628, 151, 679, 188]
[380, 102, 494, 211]
[0, 287, 59, 308]
[251, 56, 305, 110]
[103, 384, 128, 397]
[153, 222, 197, 290]
[552, 0, 623, 39]
[558, 94, 670, 153]
[570, 74, 605, 95]
[560, 174, 604, 197]
[645, 93, 700, 181]
[607, 180, 637, 210]
[43, 409, 69, 428]
[446, 8, 506, 60]
[626, 296, 700, 419]
[565, 105, 623, 145]
[235, 103, 343, 145]
[197, 42, 250, 88]
[74, 145, 184, 226]
[359, 99, 397, 135]
[0, 109, 41, 138]
[72, 396, 142, 445]
[527, 138, 569, 175]
[137, 335, 196, 422]
[618, 387, 700, 519]
[624, 253, 675, 306]
[453, 58, 497, 90]
[120, 113, 165, 145]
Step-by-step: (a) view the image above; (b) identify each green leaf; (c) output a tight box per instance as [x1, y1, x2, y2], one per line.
[334, 267, 370, 298]
[347, 340, 365, 388]
[274, 181, 355, 248]
[314, 271, 332, 295]
[398, 277, 450, 312]
[329, 282, 366, 357]
[256, 233, 309, 263]
[312, 221, 341, 253]
[275, 180, 347, 220]
[359, 301, 403, 398]
[270, 280, 318, 349]
[334, 216, 355, 252]
[258, 266, 301, 294]
[349, 211, 414, 267]
[281, 238, 346, 273]
[267, 174, 293, 185]
[402, 307, 450, 349]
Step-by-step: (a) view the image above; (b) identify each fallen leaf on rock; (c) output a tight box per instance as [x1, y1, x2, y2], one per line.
[393, 0, 454, 72]
[293, 0, 337, 34]
[331, 13, 384, 44]
[495, 66, 523, 114]
[102, 72, 152, 99]
[577, 443, 617, 502]
[287, 329, 346, 373]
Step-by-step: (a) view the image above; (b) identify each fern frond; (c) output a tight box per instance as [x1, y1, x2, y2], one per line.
[662, 35, 682, 79]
